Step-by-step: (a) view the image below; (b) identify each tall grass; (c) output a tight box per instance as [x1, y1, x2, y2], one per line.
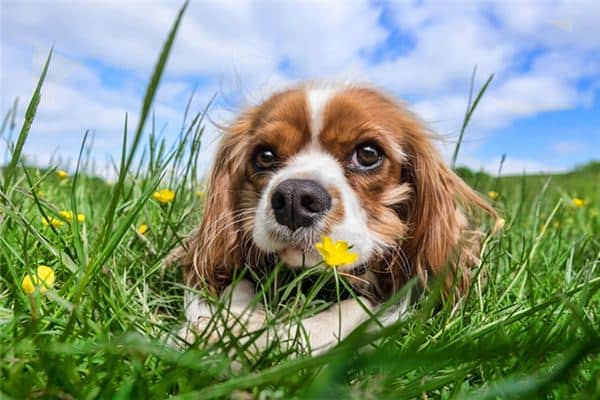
[1, 4, 599, 399]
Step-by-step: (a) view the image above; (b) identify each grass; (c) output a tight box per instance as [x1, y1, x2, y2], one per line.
[1, 5, 599, 399]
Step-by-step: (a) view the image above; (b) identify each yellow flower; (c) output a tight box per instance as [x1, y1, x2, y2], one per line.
[152, 189, 175, 205]
[56, 170, 68, 179]
[315, 236, 359, 267]
[59, 210, 85, 223]
[488, 191, 499, 200]
[572, 198, 586, 208]
[195, 190, 204, 198]
[137, 223, 149, 235]
[41, 216, 63, 228]
[21, 265, 55, 295]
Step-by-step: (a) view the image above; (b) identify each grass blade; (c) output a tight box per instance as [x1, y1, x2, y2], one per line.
[451, 70, 494, 169]
[2, 48, 52, 193]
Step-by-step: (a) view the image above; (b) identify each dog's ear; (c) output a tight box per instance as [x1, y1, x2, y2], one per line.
[402, 128, 496, 295]
[182, 111, 255, 293]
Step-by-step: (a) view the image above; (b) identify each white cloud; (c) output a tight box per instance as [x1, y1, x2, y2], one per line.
[458, 154, 566, 176]
[551, 140, 587, 155]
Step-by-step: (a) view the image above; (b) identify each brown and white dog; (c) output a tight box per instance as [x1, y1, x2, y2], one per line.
[174, 83, 496, 355]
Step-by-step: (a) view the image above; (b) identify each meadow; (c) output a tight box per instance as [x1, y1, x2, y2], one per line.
[1, 6, 599, 399]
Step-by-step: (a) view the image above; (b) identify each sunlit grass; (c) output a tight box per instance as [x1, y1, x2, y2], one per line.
[1, 4, 599, 399]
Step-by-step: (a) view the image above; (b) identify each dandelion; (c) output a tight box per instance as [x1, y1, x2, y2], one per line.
[572, 197, 585, 208]
[137, 223, 149, 235]
[152, 189, 175, 205]
[488, 191, 499, 200]
[56, 170, 68, 180]
[41, 216, 63, 228]
[59, 210, 85, 223]
[21, 265, 55, 295]
[315, 236, 359, 267]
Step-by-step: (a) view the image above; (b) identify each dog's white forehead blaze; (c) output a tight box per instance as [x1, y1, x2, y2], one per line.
[306, 87, 337, 142]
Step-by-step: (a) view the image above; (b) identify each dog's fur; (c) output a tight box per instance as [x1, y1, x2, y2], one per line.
[172, 83, 496, 355]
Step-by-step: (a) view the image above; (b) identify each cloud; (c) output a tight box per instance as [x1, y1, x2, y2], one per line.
[551, 140, 587, 155]
[458, 154, 566, 176]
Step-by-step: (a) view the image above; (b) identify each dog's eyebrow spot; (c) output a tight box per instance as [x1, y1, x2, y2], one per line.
[251, 121, 310, 160]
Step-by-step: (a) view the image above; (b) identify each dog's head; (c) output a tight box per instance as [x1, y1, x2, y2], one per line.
[182, 84, 495, 299]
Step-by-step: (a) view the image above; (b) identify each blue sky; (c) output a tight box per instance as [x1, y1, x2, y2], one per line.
[1, 0, 599, 177]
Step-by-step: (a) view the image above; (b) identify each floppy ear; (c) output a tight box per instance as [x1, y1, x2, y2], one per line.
[402, 131, 496, 295]
[181, 113, 254, 293]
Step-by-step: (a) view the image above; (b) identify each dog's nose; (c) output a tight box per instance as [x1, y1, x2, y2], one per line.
[271, 179, 331, 231]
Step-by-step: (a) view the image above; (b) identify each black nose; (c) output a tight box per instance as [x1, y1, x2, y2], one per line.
[271, 179, 331, 231]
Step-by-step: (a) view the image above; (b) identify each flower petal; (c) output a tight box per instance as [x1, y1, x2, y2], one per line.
[21, 275, 35, 295]
[343, 252, 359, 265]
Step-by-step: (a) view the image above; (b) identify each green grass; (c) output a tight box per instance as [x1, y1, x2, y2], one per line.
[1, 5, 599, 399]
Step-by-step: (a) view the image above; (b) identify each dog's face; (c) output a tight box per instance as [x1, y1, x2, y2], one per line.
[247, 87, 410, 271]
[185, 84, 494, 295]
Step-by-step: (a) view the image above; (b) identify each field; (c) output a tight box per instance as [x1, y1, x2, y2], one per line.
[1, 7, 599, 399]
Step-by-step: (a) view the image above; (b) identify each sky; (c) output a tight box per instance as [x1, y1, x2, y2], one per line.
[1, 0, 599, 177]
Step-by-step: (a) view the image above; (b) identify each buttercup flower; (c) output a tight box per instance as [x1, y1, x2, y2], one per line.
[488, 191, 499, 200]
[315, 236, 359, 267]
[572, 198, 585, 208]
[41, 216, 63, 228]
[56, 170, 68, 179]
[59, 210, 85, 223]
[21, 265, 55, 295]
[152, 189, 175, 205]
[137, 223, 149, 235]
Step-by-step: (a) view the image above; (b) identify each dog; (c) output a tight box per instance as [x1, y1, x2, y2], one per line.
[171, 83, 496, 356]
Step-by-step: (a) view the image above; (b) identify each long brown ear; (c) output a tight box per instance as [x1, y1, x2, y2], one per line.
[181, 113, 254, 293]
[403, 131, 496, 296]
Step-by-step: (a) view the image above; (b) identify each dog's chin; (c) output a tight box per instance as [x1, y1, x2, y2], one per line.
[279, 247, 321, 268]
[252, 232, 322, 267]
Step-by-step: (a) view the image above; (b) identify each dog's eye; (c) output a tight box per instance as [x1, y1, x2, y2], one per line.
[350, 143, 383, 170]
[253, 148, 277, 171]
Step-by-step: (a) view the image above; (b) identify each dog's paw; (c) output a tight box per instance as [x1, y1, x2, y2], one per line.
[178, 280, 270, 353]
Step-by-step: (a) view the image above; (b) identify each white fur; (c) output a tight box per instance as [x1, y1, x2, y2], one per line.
[180, 281, 410, 355]
[307, 87, 336, 142]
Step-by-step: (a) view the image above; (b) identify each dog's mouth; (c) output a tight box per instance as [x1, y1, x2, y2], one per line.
[279, 246, 321, 267]
[268, 225, 323, 250]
